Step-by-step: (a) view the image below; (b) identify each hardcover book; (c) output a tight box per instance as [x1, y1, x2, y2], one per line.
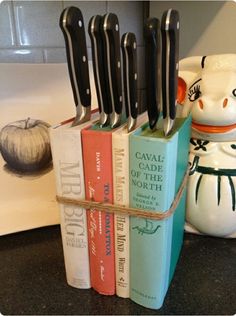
[112, 113, 147, 298]
[129, 116, 191, 309]
[50, 114, 98, 289]
[81, 124, 116, 295]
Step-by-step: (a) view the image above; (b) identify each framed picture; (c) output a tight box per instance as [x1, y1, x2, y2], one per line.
[0, 62, 97, 235]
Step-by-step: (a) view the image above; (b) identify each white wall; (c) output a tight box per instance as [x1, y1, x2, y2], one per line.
[150, 1, 236, 59]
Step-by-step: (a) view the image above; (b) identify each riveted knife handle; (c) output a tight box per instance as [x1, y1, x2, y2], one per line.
[88, 15, 109, 117]
[121, 32, 138, 122]
[161, 9, 180, 121]
[101, 13, 123, 117]
[60, 6, 91, 109]
[144, 17, 161, 130]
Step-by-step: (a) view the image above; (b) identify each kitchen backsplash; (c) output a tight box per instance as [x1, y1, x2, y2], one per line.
[0, 0, 148, 112]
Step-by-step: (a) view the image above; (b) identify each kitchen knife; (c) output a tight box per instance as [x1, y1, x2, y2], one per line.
[161, 9, 180, 136]
[59, 6, 91, 126]
[88, 15, 110, 127]
[101, 13, 123, 128]
[121, 32, 138, 132]
[144, 17, 161, 130]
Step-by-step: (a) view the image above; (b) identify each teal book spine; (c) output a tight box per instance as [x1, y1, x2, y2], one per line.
[129, 116, 191, 309]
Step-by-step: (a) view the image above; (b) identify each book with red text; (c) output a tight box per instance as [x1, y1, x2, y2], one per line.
[50, 114, 97, 289]
[81, 124, 115, 295]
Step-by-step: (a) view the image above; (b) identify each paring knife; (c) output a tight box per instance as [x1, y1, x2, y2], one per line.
[161, 9, 180, 136]
[144, 17, 161, 130]
[101, 13, 123, 128]
[121, 32, 138, 132]
[59, 6, 91, 126]
[88, 15, 110, 127]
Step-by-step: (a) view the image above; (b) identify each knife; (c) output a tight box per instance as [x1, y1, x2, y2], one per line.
[161, 9, 180, 136]
[88, 15, 110, 127]
[59, 6, 91, 126]
[144, 17, 161, 130]
[121, 32, 138, 132]
[101, 13, 123, 128]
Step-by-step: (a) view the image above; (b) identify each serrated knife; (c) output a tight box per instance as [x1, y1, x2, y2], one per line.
[144, 17, 161, 131]
[161, 9, 180, 136]
[59, 6, 91, 126]
[101, 13, 123, 128]
[121, 32, 138, 132]
[88, 15, 110, 127]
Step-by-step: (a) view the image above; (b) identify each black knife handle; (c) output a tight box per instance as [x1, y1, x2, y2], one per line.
[88, 15, 109, 115]
[144, 17, 161, 129]
[59, 7, 91, 108]
[101, 13, 123, 116]
[121, 32, 138, 120]
[161, 9, 180, 120]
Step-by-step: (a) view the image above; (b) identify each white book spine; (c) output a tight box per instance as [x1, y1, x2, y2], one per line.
[50, 123, 91, 289]
[112, 130, 130, 298]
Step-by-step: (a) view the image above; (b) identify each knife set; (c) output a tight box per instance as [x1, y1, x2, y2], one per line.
[59, 6, 138, 130]
[144, 10, 180, 135]
[50, 6, 192, 310]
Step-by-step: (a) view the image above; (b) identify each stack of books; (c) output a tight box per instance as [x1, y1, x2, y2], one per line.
[50, 114, 191, 309]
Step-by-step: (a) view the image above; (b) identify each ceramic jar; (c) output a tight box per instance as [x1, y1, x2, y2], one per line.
[178, 54, 236, 237]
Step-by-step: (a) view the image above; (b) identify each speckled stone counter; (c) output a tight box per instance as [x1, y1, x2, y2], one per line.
[1, 225, 236, 315]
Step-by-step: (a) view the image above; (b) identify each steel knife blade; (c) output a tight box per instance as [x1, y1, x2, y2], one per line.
[121, 32, 138, 132]
[144, 17, 161, 130]
[88, 15, 110, 127]
[59, 6, 91, 126]
[101, 13, 123, 128]
[161, 9, 180, 136]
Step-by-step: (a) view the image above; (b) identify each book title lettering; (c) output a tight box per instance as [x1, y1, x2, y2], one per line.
[88, 182, 97, 256]
[116, 216, 126, 273]
[59, 160, 86, 248]
[104, 183, 112, 256]
[130, 152, 165, 209]
[114, 148, 125, 203]
[131, 152, 164, 191]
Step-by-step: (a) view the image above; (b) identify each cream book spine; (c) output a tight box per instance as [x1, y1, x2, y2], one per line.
[112, 113, 147, 298]
[50, 117, 96, 289]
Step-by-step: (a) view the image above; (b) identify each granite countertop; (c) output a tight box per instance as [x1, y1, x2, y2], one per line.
[1, 225, 236, 315]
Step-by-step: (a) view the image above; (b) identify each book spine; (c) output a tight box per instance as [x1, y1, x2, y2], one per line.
[50, 126, 91, 289]
[129, 130, 178, 309]
[82, 128, 115, 295]
[112, 132, 130, 298]
[169, 116, 192, 283]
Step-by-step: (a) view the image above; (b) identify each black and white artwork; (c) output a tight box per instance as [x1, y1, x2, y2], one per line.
[0, 118, 52, 174]
[0, 63, 75, 235]
[0, 62, 97, 235]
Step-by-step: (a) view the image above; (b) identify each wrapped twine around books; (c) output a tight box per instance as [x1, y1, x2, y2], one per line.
[56, 166, 190, 220]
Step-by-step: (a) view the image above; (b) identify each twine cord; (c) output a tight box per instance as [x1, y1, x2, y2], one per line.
[56, 167, 189, 220]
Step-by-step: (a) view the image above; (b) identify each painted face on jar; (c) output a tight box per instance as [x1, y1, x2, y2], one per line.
[178, 54, 236, 141]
